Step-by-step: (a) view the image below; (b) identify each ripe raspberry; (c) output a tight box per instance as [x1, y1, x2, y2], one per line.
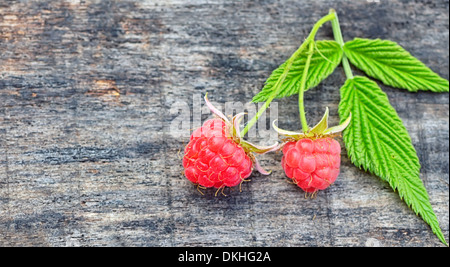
[183, 118, 253, 189]
[281, 137, 341, 193]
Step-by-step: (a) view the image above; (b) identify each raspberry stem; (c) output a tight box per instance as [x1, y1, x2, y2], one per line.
[298, 40, 315, 133]
[240, 12, 337, 137]
[329, 9, 354, 80]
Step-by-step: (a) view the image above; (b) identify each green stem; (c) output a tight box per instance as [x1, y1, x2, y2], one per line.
[329, 9, 354, 79]
[240, 41, 308, 138]
[240, 12, 336, 137]
[298, 41, 315, 133]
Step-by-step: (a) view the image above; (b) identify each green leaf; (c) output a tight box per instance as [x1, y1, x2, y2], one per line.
[343, 38, 449, 92]
[252, 40, 343, 102]
[339, 76, 448, 246]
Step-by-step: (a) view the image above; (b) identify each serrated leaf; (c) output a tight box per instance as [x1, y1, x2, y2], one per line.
[344, 38, 449, 92]
[252, 40, 343, 102]
[339, 76, 448, 246]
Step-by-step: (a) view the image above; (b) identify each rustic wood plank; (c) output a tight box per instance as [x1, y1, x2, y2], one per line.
[0, 0, 448, 247]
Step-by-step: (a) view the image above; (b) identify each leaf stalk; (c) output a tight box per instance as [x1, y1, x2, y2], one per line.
[240, 12, 336, 137]
[329, 9, 354, 79]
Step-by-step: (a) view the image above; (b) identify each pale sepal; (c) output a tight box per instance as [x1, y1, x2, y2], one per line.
[231, 112, 246, 139]
[323, 112, 352, 134]
[240, 139, 281, 155]
[253, 156, 271, 175]
[309, 107, 329, 134]
[272, 120, 306, 139]
[204, 93, 229, 123]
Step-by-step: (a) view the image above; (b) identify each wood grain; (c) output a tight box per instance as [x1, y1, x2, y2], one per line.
[0, 0, 448, 247]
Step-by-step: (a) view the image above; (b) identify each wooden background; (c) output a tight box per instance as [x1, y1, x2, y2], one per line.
[0, 0, 448, 247]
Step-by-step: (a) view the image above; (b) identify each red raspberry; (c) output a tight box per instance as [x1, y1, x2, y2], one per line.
[281, 137, 341, 193]
[183, 118, 253, 188]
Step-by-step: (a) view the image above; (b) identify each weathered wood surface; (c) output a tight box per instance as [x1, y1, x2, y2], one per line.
[0, 0, 448, 247]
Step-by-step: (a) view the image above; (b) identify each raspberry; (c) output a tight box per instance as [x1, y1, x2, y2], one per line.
[281, 137, 341, 193]
[183, 118, 253, 189]
[182, 94, 280, 193]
